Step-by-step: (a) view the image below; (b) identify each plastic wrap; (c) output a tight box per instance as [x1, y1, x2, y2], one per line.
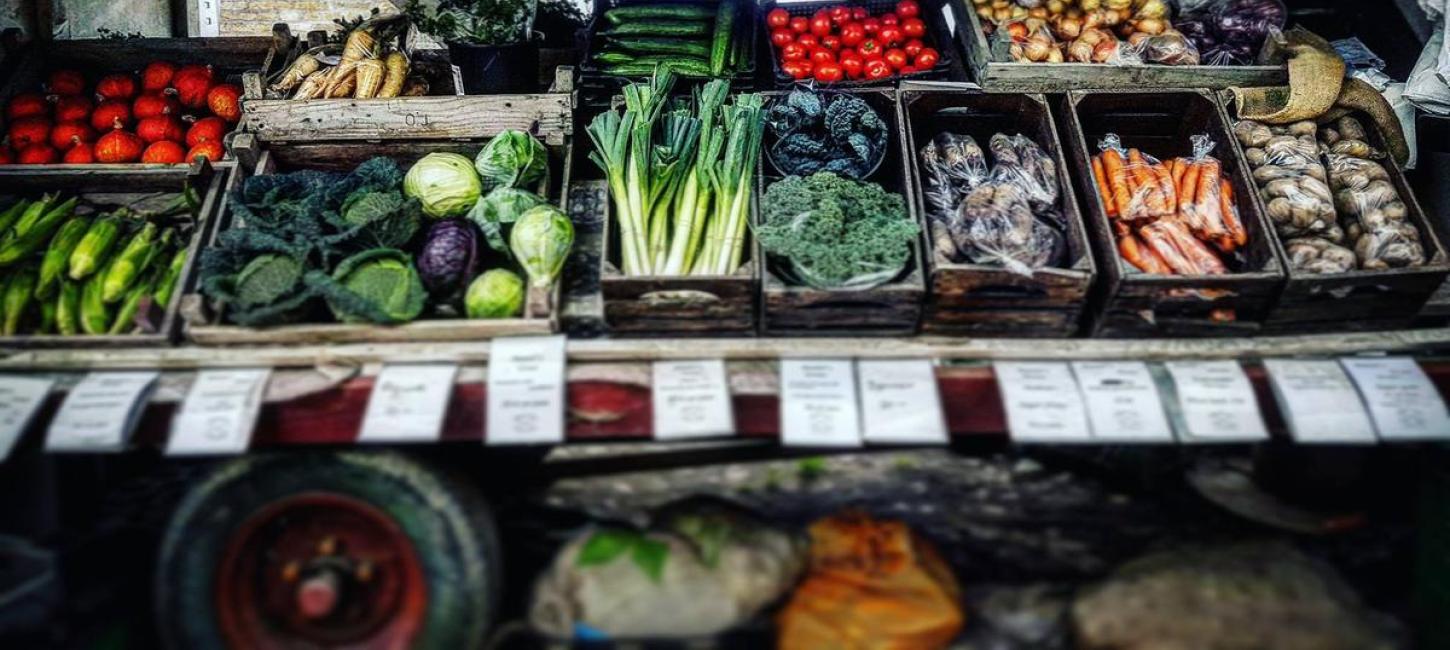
[1130, 31, 1202, 66]
[918, 133, 989, 222]
[1324, 125, 1426, 271]
[989, 133, 1058, 210]
[1093, 134, 1177, 222]
[1212, 0, 1287, 48]
[1170, 134, 1248, 253]
[952, 178, 1064, 275]
[1285, 236, 1357, 274]
[996, 18, 1064, 63]
[1234, 119, 1341, 242]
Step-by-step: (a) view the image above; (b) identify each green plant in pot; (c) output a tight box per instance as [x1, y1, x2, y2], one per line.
[405, 0, 541, 93]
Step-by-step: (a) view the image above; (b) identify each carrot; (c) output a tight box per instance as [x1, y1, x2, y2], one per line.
[1195, 158, 1225, 236]
[1119, 233, 1172, 274]
[1093, 155, 1117, 217]
[1102, 149, 1133, 219]
[1177, 161, 1200, 217]
[1151, 162, 1177, 215]
[1170, 159, 1187, 194]
[1126, 149, 1163, 217]
[1220, 179, 1247, 247]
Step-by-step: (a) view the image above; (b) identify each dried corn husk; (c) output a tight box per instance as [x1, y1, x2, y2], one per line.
[354, 58, 385, 99]
[378, 51, 409, 98]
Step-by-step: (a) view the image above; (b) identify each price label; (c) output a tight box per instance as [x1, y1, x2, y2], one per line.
[167, 369, 271, 456]
[47, 371, 159, 453]
[0, 376, 54, 462]
[780, 359, 861, 448]
[857, 359, 947, 445]
[359, 364, 459, 443]
[1341, 357, 1450, 441]
[1071, 361, 1173, 443]
[487, 336, 567, 445]
[994, 362, 1091, 443]
[1263, 359, 1376, 444]
[651, 360, 734, 440]
[197, 0, 220, 37]
[1164, 361, 1268, 443]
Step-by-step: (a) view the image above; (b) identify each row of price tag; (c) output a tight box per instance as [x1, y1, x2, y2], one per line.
[0, 343, 1444, 460]
[997, 358, 1450, 444]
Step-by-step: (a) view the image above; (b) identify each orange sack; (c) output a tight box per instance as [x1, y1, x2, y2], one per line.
[777, 512, 965, 650]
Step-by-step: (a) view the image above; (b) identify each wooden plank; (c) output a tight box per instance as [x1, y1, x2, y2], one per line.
[242, 93, 573, 145]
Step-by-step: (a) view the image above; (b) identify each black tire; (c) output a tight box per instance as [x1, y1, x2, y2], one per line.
[155, 451, 502, 650]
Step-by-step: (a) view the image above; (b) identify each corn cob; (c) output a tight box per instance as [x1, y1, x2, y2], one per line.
[79, 274, 111, 335]
[36, 216, 91, 299]
[55, 281, 79, 336]
[3, 267, 35, 335]
[101, 222, 158, 303]
[69, 216, 123, 280]
[152, 247, 189, 310]
[0, 196, 76, 266]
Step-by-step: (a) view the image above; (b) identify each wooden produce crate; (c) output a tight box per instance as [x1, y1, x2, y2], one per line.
[578, 0, 756, 97]
[1060, 90, 1284, 338]
[182, 104, 574, 345]
[0, 36, 271, 171]
[758, 88, 924, 337]
[1219, 102, 1450, 333]
[953, 3, 1286, 92]
[0, 162, 229, 348]
[900, 89, 1095, 337]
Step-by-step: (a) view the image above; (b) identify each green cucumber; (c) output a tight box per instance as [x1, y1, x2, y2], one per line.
[602, 20, 711, 37]
[709, 0, 736, 76]
[606, 37, 711, 58]
[604, 58, 713, 78]
[604, 4, 714, 24]
[593, 50, 637, 65]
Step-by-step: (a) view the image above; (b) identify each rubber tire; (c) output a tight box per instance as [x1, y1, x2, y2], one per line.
[155, 451, 502, 650]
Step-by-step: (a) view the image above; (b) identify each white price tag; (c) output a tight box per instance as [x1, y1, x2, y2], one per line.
[1164, 361, 1268, 443]
[780, 359, 861, 448]
[651, 360, 734, 440]
[0, 376, 54, 462]
[994, 362, 1091, 443]
[1263, 359, 1376, 445]
[487, 336, 567, 445]
[47, 371, 159, 453]
[1341, 357, 1450, 441]
[857, 359, 947, 445]
[359, 364, 459, 443]
[1071, 361, 1174, 443]
[197, 0, 221, 37]
[167, 369, 270, 456]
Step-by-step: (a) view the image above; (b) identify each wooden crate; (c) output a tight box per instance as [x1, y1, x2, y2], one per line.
[900, 89, 1095, 337]
[1060, 90, 1285, 338]
[0, 36, 272, 172]
[953, 3, 1286, 92]
[0, 162, 229, 348]
[1213, 98, 1450, 333]
[758, 88, 925, 337]
[181, 124, 574, 345]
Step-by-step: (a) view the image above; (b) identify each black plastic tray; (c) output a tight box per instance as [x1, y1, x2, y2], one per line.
[760, 0, 958, 88]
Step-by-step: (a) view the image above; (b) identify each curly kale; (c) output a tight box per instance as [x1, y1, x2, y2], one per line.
[756, 172, 918, 290]
[228, 170, 337, 240]
[322, 190, 423, 256]
[199, 228, 318, 326]
[767, 89, 886, 179]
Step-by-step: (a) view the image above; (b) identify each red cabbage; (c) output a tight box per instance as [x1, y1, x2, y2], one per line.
[417, 219, 479, 295]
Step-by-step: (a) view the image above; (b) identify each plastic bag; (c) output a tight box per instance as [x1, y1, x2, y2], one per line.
[777, 512, 965, 650]
[1138, 219, 1228, 275]
[1234, 119, 1341, 241]
[1132, 31, 1202, 66]
[1212, 0, 1288, 48]
[1169, 134, 1248, 253]
[917, 133, 989, 222]
[1285, 236, 1357, 274]
[952, 178, 1063, 275]
[1092, 134, 1177, 222]
[995, 18, 1063, 63]
[1066, 28, 1139, 65]
[1326, 151, 1426, 270]
[989, 133, 1059, 211]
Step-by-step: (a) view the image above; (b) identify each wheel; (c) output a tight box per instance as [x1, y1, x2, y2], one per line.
[156, 451, 501, 650]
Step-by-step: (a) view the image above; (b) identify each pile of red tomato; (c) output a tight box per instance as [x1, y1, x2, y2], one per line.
[767, 1, 941, 83]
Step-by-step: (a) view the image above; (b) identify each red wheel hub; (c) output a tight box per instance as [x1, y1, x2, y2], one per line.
[216, 493, 427, 649]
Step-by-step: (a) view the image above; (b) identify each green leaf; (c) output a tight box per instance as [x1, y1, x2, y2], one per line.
[630, 537, 670, 583]
[575, 529, 636, 567]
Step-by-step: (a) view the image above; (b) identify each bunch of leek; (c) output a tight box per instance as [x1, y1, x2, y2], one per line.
[586, 68, 763, 277]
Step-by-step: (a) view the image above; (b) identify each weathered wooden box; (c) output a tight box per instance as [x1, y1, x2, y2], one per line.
[900, 89, 1095, 337]
[1060, 90, 1285, 338]
[954, 3, 1286, 92]
[0, 162, 229, 348]
[183, 94, 575, 345]
[758, 88, 925, 337]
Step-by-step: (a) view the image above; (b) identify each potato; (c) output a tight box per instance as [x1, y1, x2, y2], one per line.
[1336, 116, 1367, 141]
[1287, 121, 1318, 137]
[1244, 147, 1267, 167]
[1330, 139, 1380, 158]
[1233, 120, 1272, 149]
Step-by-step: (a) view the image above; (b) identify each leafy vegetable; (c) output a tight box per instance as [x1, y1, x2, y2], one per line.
[757, 172, 918, 290]
[509, 205, 574, 288]
[467, 186, 546, 254]
[766, 89, 887, 179]
[230, 169, 335, 239]
[475, 130, 550, 193]
[465, 268, 523, 318]
[309, 248, 427, 324]
[416, 219, 478, 296]
[199, 229, 316, 326]
[327, 190, 423, 253]
[404, 153, 482, 219]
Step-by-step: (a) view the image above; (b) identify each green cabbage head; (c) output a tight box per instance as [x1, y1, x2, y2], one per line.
[465, 269, 524, 319]
[404, 153, 482, 219]
[509, 205, 574, 288]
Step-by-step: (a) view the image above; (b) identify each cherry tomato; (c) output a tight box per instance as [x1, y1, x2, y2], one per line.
[829, 6, 850, 25]
[878, 25, 903, 46]
[857, 37, 882, 58]
[790, 16, 809, 33]
[839, 23, 865, 47]
[904, 38, 924, 56]
[902, 18, 926, 39]
[914, 47, 939, 69]
[839, 50, 864, 78]
[797, 33, 818, 49]
[810, 14, 833, 37]
[782, 42, 808, 61]
[810, 48, 836, 65]
[772, 28, 796, 48]
[820, 34, 841, 50]
[862, 18, 880, 34]
[864, 58, 892, 80]
[782, 60, 814, 80]
[896, 0, 920, 19]
[767, 8, 790, 28]
[898, 65, 918, 75]
[884, 47, 908, 69]
[814, 62, 844, 83]
[851, 7, 868, 20]
[881, 13, 899, 25]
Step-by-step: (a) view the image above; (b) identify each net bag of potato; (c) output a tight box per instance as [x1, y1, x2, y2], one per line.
[777, 512, 965, 650]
